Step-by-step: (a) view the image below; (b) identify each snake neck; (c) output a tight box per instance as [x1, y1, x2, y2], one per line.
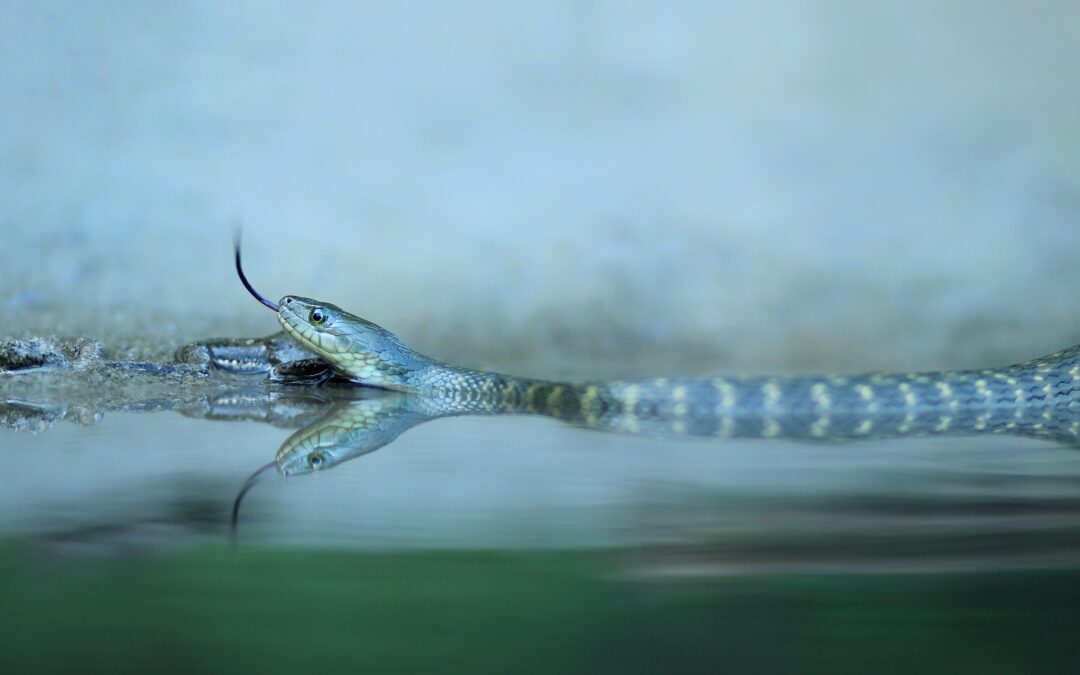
[407, 363, 546, 410]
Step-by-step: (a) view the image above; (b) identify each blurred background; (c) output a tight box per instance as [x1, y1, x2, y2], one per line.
[4, 1, 1080, 375]
[5, 2, 1080, 673]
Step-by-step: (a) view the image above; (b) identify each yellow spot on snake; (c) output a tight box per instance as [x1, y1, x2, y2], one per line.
[810, 383, 831, 411]
[622, 384, 641, 410]
[763, 419, 780, 437]
[857, 385, 874, 402]
[581, 385, 599, 409]
[713, 379, 735, 413]
[672, 420, 686, 434]
[855, 420, 873, 435]
[935, 416, 952, 432]
[897, 382, 918, 410]
[899, 412, 917, 434]
[525, 385, 541, 410]
[546, 386, 564, 409]
[670, 386, 688, 416]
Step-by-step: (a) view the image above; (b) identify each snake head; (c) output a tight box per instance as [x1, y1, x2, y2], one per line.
[276, 296, 352, 352]
[274, 398, 419, 476]
[276, 296, 428, 390]
[275, 422, 340, 477]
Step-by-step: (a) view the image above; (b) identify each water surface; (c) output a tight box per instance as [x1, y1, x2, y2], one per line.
[4, 386, 1080, 672]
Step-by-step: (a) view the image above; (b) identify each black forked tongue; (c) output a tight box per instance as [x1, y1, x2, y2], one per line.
[234, 231, 279, 312]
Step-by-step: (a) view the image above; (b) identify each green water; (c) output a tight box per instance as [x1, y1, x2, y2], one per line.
[4, 403, 1080, 673]
[2, 546, 1080, 674]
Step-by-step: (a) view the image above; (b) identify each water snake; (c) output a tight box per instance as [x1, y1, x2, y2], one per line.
[229, 239, 1080, 447]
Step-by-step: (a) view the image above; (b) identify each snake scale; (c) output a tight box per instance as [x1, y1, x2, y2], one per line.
[271, 295, 1080, 441]
[212, 235, 1080, 447]
[213, 239, 1080, 451]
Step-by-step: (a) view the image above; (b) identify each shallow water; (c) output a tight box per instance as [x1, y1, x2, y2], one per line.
[5, 387, 1080, 672]
[7, 406, 1080, 564]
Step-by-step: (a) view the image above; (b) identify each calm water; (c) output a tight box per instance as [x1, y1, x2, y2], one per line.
[6, 406, 1080, 560]
[3, 390, 1080, 673]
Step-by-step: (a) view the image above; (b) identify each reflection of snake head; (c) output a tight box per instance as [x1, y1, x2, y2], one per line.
[274, 397, 425, 476]
[276, 296, 432, 392]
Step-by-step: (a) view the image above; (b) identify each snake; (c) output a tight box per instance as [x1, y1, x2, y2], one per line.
[225, 237, 1080, 450]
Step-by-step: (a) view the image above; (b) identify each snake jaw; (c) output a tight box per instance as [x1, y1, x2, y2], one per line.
[276, 296, 331, 354]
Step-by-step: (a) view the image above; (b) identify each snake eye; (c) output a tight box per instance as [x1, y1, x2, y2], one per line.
[310, 308, 328, 326]
[308, 453, 324, 469]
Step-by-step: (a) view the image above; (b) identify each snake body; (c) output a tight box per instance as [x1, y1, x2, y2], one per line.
[247, 295, 1080, 444]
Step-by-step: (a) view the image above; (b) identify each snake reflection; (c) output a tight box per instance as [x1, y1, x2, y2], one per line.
[217, 373, 1080, 533]
[218, 350, 1080, 481]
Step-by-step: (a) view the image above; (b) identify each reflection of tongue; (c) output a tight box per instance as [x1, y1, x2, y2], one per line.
[230, 460, 278, 544]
